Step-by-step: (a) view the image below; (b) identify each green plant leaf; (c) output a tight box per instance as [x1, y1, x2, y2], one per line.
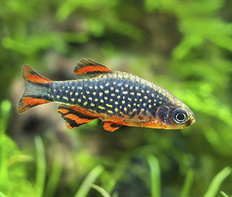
[0, 191, 7, 197]
[35, 136, 46, 197]
[74, 165, 104, 197]
[43, 133, 63, 197]
[147, 155, 160, 197]
[220, 191, 230, 197]
[180, 169, 194, 197]
[204, 167, 231, 197]
[91, 184, 111, 197]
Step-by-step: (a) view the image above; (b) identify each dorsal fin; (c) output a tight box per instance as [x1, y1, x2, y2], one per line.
[74, 58, 112, 76]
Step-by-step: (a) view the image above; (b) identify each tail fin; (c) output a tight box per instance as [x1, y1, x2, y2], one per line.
[18, 65, 52, 113]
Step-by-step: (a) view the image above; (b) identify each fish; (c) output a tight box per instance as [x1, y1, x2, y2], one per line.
[18, 58, 195, 132]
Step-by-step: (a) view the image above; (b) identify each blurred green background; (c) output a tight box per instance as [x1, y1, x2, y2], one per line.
[1, 0, 232, 196]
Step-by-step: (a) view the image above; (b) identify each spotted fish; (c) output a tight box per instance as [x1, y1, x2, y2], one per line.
[18, 58, 195, 132]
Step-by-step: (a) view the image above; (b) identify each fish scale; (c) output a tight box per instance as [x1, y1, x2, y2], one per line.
[18, 58, 195, 132]
[49, 73, 169, 119]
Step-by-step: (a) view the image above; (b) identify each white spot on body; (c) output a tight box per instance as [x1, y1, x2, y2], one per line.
[63, 96, 68, 100]
[106, 104, 113, 108]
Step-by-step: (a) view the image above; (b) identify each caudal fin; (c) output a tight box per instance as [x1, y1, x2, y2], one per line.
[18, 65, 52, 113]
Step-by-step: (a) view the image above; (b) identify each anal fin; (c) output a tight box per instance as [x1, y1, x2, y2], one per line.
[100, 121, 122, 133]
[58, 104, 96, 129]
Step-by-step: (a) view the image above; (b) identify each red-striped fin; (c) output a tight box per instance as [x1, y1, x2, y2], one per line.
[58, 104, 96, 129]
[18, 97, 51, 113]
[100, 121, 122, 133]
[23, 64, 52, 84]
[74, 58, 112, 75]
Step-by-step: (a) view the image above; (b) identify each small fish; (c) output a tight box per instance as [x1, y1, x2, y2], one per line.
[18, 58, 195, 132]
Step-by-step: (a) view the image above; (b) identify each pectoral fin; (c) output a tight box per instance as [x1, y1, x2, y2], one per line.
[100, 121, 122, 133]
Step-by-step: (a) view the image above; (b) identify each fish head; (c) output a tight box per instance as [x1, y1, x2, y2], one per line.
[154, 99, 195, 129]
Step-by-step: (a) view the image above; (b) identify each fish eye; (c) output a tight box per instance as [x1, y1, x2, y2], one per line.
[172, 109, 188, 124]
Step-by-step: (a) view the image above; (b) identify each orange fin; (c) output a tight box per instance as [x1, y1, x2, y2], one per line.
[58, 104, 96, 129]
[74, 58, 112, 76]
[18, 65, 52, 113]
[23, 64, 52, 84]
[18, 97, 51, 113]
[100, 121, 122, 133]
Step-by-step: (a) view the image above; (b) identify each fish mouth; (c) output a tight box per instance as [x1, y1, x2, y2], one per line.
[189, 116, 196, 125]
